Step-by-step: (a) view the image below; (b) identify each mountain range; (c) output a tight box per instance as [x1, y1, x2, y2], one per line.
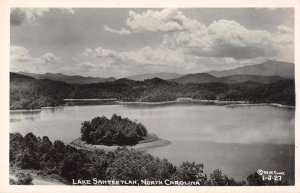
[170, 73, 285, 84]
[206, 60, 294, 79]
[16, 60, 294, 84]
[18, 72, 116, 84]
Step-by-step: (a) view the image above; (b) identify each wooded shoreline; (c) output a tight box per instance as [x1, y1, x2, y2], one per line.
[70, 133, 171, 152]
[10, 98, 295, 112]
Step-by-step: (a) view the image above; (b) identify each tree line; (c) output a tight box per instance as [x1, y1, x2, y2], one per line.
[10, 132, 289, 185]
[10, 73, 295, 110]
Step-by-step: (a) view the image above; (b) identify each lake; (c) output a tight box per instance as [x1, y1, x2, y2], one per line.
[10, 103, 295, 183]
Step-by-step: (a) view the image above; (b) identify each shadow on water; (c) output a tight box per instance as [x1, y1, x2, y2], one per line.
[121, 102, 217, 109]
[64, 101, 117, 106]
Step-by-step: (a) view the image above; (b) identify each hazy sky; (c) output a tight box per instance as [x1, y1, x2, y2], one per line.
[10, 8, 294, 78]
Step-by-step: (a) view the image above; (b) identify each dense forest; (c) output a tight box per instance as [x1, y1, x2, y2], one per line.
[81, 114, 148, 146]
[10, 132, 289, 185]
[10, 73, 74, 109]
[10, 72, 295, 110]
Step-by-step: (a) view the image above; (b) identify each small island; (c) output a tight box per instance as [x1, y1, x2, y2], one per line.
[71, 114, 170, 151]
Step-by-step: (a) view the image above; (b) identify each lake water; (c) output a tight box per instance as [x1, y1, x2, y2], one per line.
[10, 103, 295, 183]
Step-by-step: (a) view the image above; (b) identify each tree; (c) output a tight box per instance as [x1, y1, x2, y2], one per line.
[175, 162, 204, 181]
[247, 172, 265, 185]
[210, 169, 226, 185]
[60, 152, 82, 181]
[9, 132, 291, 186]
[16, 173, 33, 185]
[80, 115, 148, 146]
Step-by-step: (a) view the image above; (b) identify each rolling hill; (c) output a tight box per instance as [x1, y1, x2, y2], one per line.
[18, 72, 116, 84]
[170, 73, 218, 84]
[10, 72, 74, 109]
[10, 72, 295, 109]
[207, 60, 294, 79]
[219, 75, 284, 84]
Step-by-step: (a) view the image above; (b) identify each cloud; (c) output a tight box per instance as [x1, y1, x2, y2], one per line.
[11, 8, 293, 77]
[127, 8, 204, 32]
[74, 45, 190, 77]
[78, 45, 278, 78]
[10, 8, 75, 26]
[125, 9, 293, 61]
[80, 7, 294, 75]
[162, 19, 293, 60]
[103, 25, 131, 35]
[119, 47, 185, 65]
[10, 45, 63, 73]
[277, 25, 293, 34]
[10, 9, 26, 26]
[81, 46, 185, 67]
[42, 53, 62, 65]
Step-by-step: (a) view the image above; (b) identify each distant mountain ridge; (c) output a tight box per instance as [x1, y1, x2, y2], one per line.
[206, 60, 294, 79]
[16, 60, 294, 84]
[170, 73, 286, 84]
[170, 73, 218, 84]
[18, 72, 116, 84]
[126, 72, 182, 81]
[219, 74, 285, 84]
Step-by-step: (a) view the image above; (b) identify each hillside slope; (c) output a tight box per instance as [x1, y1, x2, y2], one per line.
[219, 75, 285, 84]
[170, 73, 218, 84]
[207, 60, 294, 79]
[171, 73, 286, 84]
[10, 72, 295, 109]
[18, 72, 116, 84]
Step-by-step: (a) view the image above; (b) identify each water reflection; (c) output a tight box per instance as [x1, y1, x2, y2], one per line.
[10, 110, 41, 115]
[10, 118, 21, 122]
[42, 107, 64, 113]
[10, 110, 41, 122]
[65, 101, 117, 106]
[122, 102, 213, 109]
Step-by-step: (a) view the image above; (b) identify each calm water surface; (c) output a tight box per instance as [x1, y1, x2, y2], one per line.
[10, 104, 295, 183]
